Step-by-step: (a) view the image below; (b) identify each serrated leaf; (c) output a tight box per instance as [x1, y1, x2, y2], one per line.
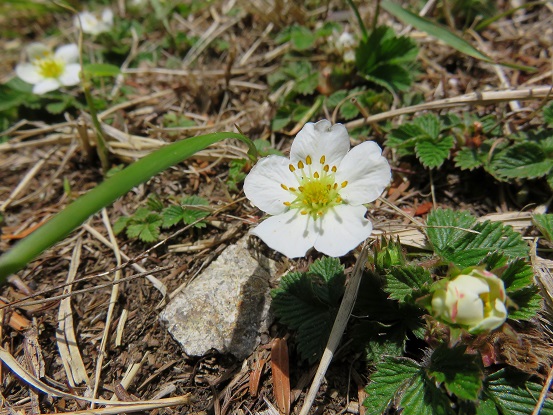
[454, 147, 485, 170]
[499, 259, 534, 292]
[428, 345, 483, 401]
[490, 142, 552, 180]
[427, 209, 476, 252]
[507, 286, 542, 321]
[533, 213, 553, 242]
[384, 265, 432, 302]
[295, 72, 319, 95]
[543, 102, 553, 126]
[415, 136, 455, 168]
[485, 368, 553, 415]
[290, 25, 316, 50]
[427, 209, 528, 268]
[364, 357, 421, 415]
[113, 216, 130, 235]
[476, 399, 499, 415]
[146, 194, 164, 212]
[352, 321, 405, 362]
[271, 257, 345, 363]
[364, 357, 452, 415]
[413, 114, 442, 140]
[126, 213, 162, 242]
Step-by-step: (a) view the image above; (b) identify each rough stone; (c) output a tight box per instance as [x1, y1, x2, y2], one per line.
[159, 236, 277, 360]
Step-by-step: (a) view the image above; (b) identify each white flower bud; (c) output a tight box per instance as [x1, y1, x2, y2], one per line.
[431, 269, 507, 333]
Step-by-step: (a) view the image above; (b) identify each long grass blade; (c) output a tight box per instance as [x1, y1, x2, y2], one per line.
[380, 1, 536, 72]
[0, 132, 254, 282]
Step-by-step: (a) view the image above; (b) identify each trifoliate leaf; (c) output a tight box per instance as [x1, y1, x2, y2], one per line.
[428, 345, 483, 401]
[490, 142, 553, 180]
[484, 368, 553, 415]
[413, 114, 442, 140]
[146, 194, 164, 212]
[352, 321, 405, 362]
[415, 136, 455, 168]
[384, 265, 432, 302]
[162, 195, 209, 229]
[290, 25, 316, 50]
[427, 209, 528, 268]
[533, 213, 553, 242]
[271, 257, 345, 363]
[125, 212, 162, 242]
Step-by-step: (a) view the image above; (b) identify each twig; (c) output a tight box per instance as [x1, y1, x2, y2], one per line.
[298, 245, 369, 415]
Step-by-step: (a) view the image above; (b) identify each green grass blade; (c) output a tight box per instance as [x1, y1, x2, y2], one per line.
[0, 132, 253, 282]
[475, 1, 545, 31]
[380, 1, 536, 72]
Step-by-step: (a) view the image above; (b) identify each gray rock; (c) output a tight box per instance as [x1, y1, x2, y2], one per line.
[160, 236, 277, 360]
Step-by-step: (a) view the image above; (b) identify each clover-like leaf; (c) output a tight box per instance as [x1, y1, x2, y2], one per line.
[415, 135, 455, 168]
[162, 195, 209, 229]
[384, 265, 432, 302]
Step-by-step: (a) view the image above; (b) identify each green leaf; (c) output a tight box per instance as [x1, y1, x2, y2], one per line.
[290, 25, 316, 50]
[413, 114, 442, 140]
[533, 213, 553, 242]
[507, 286, 542, 321]
[454, 145, 492, 171]
[384, 265, 432, 302]
[543, 101, 553, 126]
[427, 209, 528, 268]
[364, 357, 453, 415]
[0, 131, 255, 282]
[380, 1, 536, 73]
[485, 368, 553, 415]
[428, 345, 483, 401]
[113, 216, 131, 235]
[475, 399, 499, 415]
[271, 257, 345, 363]
[126, 212, 162, 242]
[355, 25, 418, 93]
[499, 259, 534, 292]
[162, 195, 209, 229]
[83, 63, 121, 77]
[415, 136, 455, 168]
[490, 142, 553, 180]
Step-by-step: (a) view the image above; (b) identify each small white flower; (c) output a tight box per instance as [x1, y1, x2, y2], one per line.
[244, 120, 391, 258]
[15, 43, 81, 95]
[431, 269, 508, 333]
[331, 30, 358, 64]
[74, 8, 114, 36]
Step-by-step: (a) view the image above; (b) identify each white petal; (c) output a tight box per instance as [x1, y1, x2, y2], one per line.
[33, 79, 61, 94]
[455, 294, 484, 325]
[26, 42, 51, 60]
[244, 155, 298, 215]
[313, 204, 372, 257]
[102, 8, 114, 25]
[290, 120, 350, 170]
[59, 64, 82, 86]
[15, 63, 43, 84]
[251, 210, 316, 258]
[336, 141, 391, 205]
[55, 44, 79, 63]
[450, 275, 489, 295]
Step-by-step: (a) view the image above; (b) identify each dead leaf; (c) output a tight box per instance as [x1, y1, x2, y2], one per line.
[271, 338, 290, 415]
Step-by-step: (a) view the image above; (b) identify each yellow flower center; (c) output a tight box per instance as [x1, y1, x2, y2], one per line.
[35, 57, 65, 79]
[281, 154, 347, 219]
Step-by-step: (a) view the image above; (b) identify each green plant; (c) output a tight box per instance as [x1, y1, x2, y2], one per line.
[0, 131, 257, 283]
[271, 208, 545, 414]
[355, 25, 419, 93]
[113, 194, 210, 243]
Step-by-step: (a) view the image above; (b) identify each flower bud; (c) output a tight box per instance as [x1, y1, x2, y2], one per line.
[430, 269, 507, 333]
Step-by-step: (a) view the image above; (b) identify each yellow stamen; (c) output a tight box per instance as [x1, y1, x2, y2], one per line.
[313, 172, 320, 179]
[320, 155, 326, 164]
[283, 201, 291, 206]
[289, 187, 297, 192]
[289, 164, 295, 172]
[298, 160, 304, 169]
[331, 166, 337, 172]
[301, 210, 308, 215]
[341, 181, 348, 188]
[281, 184, 288, 190]
[298, 186, 304, 192]
[306, 155, 312, 165]
[323, 165, 329, 172]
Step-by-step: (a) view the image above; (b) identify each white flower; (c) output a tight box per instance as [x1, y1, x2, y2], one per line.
[74, 8, 114, 36]
[331, 31, 358, 64]
[15, 43, 81, 95]
[431, 269, 508, 333]
[243, 120, 391, 258]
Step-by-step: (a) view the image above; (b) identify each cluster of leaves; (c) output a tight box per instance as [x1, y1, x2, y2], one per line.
[386, 109, 553, 190]
[113, 194, 210, 242]
[272, 208, 548, 414]
[268, 20, 419, 131]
